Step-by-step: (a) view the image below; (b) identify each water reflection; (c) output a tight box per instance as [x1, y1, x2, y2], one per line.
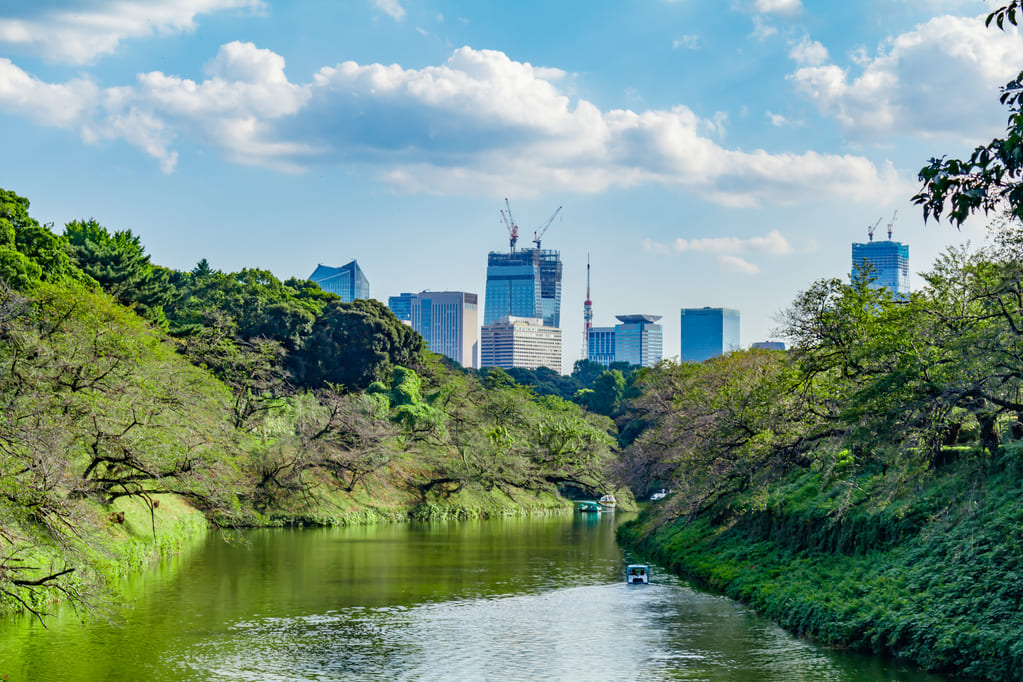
[1, 513, 948, 681]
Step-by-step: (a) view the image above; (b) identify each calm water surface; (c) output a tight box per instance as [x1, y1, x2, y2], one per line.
[1, 513, 948, 681]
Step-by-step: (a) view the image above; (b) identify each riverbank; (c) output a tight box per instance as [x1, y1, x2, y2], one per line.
[619, 453, 1023, 681]
[2, 475, 631, 621]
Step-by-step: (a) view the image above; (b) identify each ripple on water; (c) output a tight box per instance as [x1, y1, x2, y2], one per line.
[170, 578, 855, 682]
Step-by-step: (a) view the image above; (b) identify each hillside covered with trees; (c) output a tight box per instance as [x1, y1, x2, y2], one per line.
[619, 8, 1023, 678]
[0, 187, 623, 623]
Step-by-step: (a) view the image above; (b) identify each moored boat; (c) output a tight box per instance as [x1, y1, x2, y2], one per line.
[598, 494, 617, 509]
[578, 501, 602, 512]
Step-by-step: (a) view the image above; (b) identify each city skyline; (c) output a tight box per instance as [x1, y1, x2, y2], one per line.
[0, 1, 1014, 373]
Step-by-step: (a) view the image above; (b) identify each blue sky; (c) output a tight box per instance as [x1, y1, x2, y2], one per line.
[1, 0, 1020, 371]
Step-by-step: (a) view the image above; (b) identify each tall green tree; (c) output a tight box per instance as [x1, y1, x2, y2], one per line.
[63, 219, 173, 323]
[292, 298, 426, 391]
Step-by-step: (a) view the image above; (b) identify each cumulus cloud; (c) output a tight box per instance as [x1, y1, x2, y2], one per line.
[752, 0, 802, 15]
[0, 43, 907, 203]
[789, 36, 829, 66]
[750, 16, 778, 41]
[643, 229, 794, 256]
[766, 111, 802, 127]
[673, 35, 700, 50]
[0, 58, 99, 126]
[719, 255, 760, 274]
[788, 15, 1023, 143]
[373, 0, 406, 22]
[0, 0, 264, 64]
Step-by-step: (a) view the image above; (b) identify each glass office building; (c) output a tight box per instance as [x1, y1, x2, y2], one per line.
[483, 249, 562, 328]
[680, 307, 740, 362]
[387, 291, 479, 368]
[588, 315, 663, 368]
[387, 292, 415, 322]
[614, 315, 663, 367]
[410, 291, 479, 369]
[308, 260, 370, 303]
[587, 327, 616, 366]
[851, 240, 909, 299]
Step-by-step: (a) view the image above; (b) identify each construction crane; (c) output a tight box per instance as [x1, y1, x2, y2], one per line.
[886, 210, 898, 240]
[500, 198, 519, 252]
[868, 217, 882, 242]
[533, 206, 563, 250]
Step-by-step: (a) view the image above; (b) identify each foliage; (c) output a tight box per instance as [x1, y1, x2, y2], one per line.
[0, 189, 78, 284]
[63, 219, 173, 324]
[914, 2, 1023, 226]
[291, 298, 426, 391]
[0, 280, 243, 620]
[0, 185, 623, 625]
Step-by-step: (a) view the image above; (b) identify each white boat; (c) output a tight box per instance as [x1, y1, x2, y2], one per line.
[649, 489, 667, 501]
[598, 494, 617, 508]
[625, 564, 650, 585]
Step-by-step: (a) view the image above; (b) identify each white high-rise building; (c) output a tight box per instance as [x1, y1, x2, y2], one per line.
[480, 316, 562, 371]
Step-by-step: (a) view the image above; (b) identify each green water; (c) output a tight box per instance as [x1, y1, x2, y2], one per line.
[1, 513, 949, 681]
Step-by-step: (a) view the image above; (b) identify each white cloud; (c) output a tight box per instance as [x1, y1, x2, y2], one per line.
[789, 14, 1023, 143]
[789, 36, 829, 66]
[719, 255, 760, 274]
[0, 58, 99, 126]
[372, 0, 406, 21]
[766, 111, 802, 127]
[673, 35, 700, 50]
[750, 16, 778, 41]
[644, 229, 794, 256]
[752, 0, 802, 16]
[0, 43, 908, 203]
[0, 0, 264, 64]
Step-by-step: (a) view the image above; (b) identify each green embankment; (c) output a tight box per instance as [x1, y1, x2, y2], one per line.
[620, 453, 1023, 681]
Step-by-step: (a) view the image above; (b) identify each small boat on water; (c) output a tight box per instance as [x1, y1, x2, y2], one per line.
[599, 494, 617, 509]
[578, 501, 602, 513]
[625, 564, 650, 585]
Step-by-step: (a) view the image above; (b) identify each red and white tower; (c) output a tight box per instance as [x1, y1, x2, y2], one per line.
[583, 255, 593, 359]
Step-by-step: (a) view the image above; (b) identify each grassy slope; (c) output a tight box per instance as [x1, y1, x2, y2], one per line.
[620, 453, 1023, 681]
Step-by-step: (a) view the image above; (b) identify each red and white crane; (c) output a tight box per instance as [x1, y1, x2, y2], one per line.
[500, 198, 519, 252]
[533, 206, 563, 250]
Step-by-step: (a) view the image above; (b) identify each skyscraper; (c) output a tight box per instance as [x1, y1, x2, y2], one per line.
[587, 326, 616, 367]
[614, 315, 663, 367]
[587, 315, 663, 368]
[480, 316, 562, 371]
[387, 292, 415, 322]
[851, 239, 909, 299]
[483, 248, 562, 328]
[410, 291, 479, 369]
[387, 291, 479, 367]
[308, 260, 370, 303]
[680, 307, 740, 362]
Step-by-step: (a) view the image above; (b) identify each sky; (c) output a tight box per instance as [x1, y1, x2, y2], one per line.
[1, 0, 1020, 372]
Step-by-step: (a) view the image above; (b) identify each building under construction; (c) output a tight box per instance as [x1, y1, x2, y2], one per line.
[483, 199, 563, 329]
[482, 249, 563, 328]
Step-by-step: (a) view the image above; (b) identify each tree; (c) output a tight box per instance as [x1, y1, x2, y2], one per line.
[292, 299, 425, 391]
[576, 369, 625, 416]
[63, 219, 173, 323]
[914, 3, 1023, 226]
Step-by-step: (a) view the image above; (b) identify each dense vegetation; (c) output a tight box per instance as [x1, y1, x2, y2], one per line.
[619, 9, 1023, 678]
[0, 187, 622, 623]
